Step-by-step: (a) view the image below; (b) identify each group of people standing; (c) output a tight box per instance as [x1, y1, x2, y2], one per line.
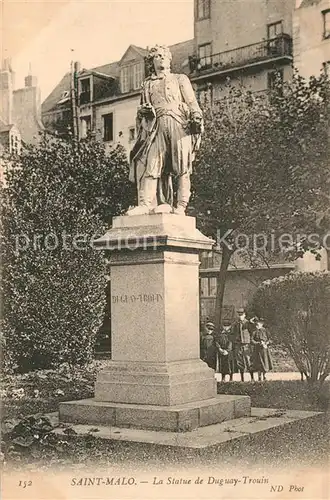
[200, 308, 273, 382]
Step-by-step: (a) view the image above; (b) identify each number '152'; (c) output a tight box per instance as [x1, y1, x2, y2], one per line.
[19, 480, 32, 488]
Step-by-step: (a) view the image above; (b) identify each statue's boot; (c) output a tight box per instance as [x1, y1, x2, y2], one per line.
[126, 177, 157, 216]
[126, 205, 150, 216]
[153, 204, 172, 214]
[173, 173, 191, 215]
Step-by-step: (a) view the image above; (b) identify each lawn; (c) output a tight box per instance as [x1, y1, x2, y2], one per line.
[217, 379, 330, 412]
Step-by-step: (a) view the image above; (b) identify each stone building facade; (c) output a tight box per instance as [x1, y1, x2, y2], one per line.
[0, 58, 44, 153]
[199, 248, 328, 324]
[293, 0, 330, 78]
[189, 0, 296, 102]
[41, 40, 193, 155]
[41, 1, 297, 154]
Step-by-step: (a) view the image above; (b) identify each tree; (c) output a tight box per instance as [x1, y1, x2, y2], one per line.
[249, 272, 330, 384]
[1, 135, 133, 372]
[191, 73, 330, 330]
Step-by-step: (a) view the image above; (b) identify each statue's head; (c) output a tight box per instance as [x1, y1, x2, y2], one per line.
[147, 45, 172, 75]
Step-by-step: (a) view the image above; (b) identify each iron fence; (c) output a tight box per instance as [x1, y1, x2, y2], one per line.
[189, 34, 292, 74]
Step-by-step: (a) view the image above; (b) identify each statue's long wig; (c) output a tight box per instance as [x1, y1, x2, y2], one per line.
[145, 45, 172, 76]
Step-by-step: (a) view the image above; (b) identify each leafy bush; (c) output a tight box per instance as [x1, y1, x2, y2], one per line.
[249, 272, 330, 383]
[1, 414, 81, 467]
[1, 362, 108, 419]
[1, 136, 132, 372]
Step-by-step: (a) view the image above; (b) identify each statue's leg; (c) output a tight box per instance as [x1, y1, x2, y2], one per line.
[136, 162, 144, 206]
[168, 118, 192, 215]
[127, 162, 157, 216]
[152, 119, 172, 213]
[140, 176, 158, 208]
[173, 173, 191, 215]
[128, 122, 169, 215]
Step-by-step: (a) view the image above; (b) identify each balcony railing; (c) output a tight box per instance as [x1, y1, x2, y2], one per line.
[189, 34, 292, 75]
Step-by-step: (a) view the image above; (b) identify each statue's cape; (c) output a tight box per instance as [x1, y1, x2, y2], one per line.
[129, 114, 158, 184]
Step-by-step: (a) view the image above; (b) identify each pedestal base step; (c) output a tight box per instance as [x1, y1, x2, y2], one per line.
[54, 408, 321, 450]
[59, 395, 251, 432]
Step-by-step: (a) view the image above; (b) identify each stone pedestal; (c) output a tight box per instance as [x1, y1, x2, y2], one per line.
[59, 214, 251, 431]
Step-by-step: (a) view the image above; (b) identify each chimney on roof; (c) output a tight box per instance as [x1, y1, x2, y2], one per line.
[0, 58, 15, 123]
[2, 57, 12, 72]
[25, 63, 38, 87]
[74, 61, 81, 73]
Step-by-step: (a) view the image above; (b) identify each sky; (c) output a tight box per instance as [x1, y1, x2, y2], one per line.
[3, 0, 194, 101]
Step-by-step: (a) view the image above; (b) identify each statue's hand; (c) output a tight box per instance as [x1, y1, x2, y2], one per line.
[190, 113, 204, 134]
[191, 112, 203, 122]
[138, 104, 155, 118]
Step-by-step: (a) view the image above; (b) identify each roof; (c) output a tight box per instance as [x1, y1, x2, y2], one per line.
[0, 116, 7, 128]
[79, 69, 116, 80]
[42, 72, 71, 114]
[170, 39, 194, 73]
[130, 44, 148, 58]
[200, 263, 296, 273]
[0, 123, 14, 133]
[119, 44, 148, 62]
[90, 61, 119, 78]
[42, 39, 194, 114]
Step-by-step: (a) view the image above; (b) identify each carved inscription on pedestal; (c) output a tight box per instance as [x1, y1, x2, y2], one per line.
[112, 293, 163, 304]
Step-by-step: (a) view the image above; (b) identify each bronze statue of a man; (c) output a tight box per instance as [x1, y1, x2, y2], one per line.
[127, 45, 203, 216]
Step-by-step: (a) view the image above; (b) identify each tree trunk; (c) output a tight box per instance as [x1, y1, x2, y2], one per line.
[214, 244, 233, 332]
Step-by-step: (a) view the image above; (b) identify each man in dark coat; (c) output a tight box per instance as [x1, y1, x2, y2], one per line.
[231, 308, 254, 382]
[251, 318, 273, 381]
[200, 321, 217, 370]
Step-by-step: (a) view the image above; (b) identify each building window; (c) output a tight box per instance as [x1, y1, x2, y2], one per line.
[323, 61, 330, 75]
[120, 67, 130, 93]
[200, 251, 214, 269]
[10, 134, 21, 155]
[267, 21, 283, 39]
[209, 277, 217, 297]
[200, 277, 208, 297]
[57, 90, 70, 104]
[199, 277, 217, 297]
[132, 63, 144, 90]
[121, 63, 145, 93]
[80, 115, 91, 139]
[198, 43, 212, 69]
[128, 126, 136, 142]
[267, 69, 284, 93]
[267, 21, 284, 55]
[323, 10, 330, 39]
[80, 78, 91, 104]
[103, 113, 114, 142]
[196, 0, 210, 20]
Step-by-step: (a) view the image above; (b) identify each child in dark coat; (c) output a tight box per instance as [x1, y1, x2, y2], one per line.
[215, 325, 235, 382]
[200, 321, 217, 370]
[251, 319, 273, 381]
